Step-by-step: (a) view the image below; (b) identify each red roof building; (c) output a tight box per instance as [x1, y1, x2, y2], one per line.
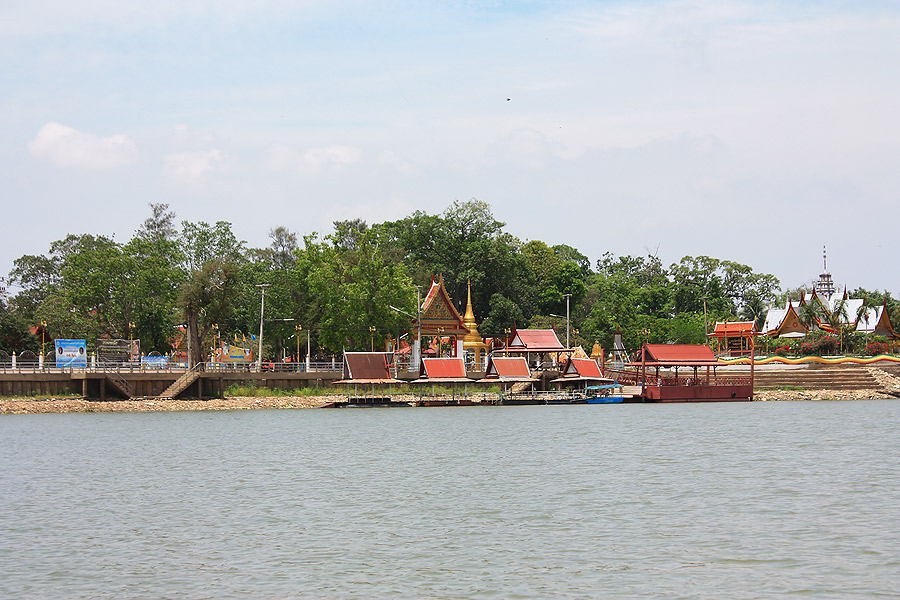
[550, 357, 611, 386]
[415, 357, 472, 382]
[707, 321, 757, 356]
[506, 326, 564, 351]
[629, 344, 721, 367]
[481, 356, 536, 382]
[334, 352, 403, 384]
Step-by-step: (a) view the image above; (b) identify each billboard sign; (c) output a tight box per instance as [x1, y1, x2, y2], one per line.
[55, 339, 87, 367]
[141, 356, 170, 369]
[217, 342, 253, 363]
[97, 339, 140, 363]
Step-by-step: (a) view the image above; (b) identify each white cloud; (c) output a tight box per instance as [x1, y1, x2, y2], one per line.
[264, 143, 363, 175]
[162, 149, 224, 186]
[27, 122, 138, 169]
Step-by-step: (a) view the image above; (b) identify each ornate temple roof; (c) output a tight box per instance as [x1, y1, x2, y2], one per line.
[418, 275, 469, 336]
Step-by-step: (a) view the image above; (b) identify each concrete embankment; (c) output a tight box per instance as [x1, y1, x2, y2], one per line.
[2, 365, 899, 413]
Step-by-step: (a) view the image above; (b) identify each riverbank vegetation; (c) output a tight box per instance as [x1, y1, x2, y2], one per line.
[3, 200, 899, 359]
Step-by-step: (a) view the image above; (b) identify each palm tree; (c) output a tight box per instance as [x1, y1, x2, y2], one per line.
[798, 298, 820, 342]
[828, 296, 850, 354]
[856, 296, 873, 350]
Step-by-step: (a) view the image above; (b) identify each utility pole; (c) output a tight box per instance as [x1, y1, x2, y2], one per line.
[563, 293, 572, 348]
[256, 284, 270, 370]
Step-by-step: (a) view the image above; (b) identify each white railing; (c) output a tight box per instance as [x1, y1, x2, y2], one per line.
[0, 360, 345, 375]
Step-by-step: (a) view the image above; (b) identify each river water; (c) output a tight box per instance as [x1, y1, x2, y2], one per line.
[2, 400, 899, 599]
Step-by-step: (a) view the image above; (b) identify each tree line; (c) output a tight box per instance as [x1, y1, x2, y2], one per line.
[2, 199, 896, 361]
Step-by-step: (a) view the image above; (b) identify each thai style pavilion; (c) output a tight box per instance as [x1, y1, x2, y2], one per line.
[413, 275, 470, 360]
[707, 321, 757, 356]
[762, 291, 899, 340]
[762, 300, 806, 338]
[494, 325, 566, 369]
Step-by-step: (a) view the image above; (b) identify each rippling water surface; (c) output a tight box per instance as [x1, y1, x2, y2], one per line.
[2, 400, 899, 599]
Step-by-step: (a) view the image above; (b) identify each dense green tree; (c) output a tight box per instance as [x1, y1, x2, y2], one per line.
[377, 199, 533, 319]
[297, 224, 415, 352]
[0, 299, 38, 353]
[178, 260, 242, 366]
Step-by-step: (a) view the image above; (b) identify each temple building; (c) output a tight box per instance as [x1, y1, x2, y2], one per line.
[761, 254, 899, 340]
[414, 275, 470, 360]
[707, 321, 757, 355]
[815, 246, 836, 302]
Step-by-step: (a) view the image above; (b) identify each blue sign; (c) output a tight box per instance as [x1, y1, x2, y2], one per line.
[141, 356, 170, 369]
[55, 339, 87, 367]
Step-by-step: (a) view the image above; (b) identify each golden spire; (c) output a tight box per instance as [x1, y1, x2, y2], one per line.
[463, 280, 482, 343]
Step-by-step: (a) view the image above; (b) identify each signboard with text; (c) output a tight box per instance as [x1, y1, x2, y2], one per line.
[55, 339, 87, 367]
[216, 342, 253, 363]
[97, 339, 140, 363]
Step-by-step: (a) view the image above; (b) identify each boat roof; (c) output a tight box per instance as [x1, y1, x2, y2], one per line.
[627, 344, 721, 367]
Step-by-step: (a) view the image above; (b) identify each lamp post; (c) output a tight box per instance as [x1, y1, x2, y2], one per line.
[389, 290, 421, 371]
[563, 293, 572, 348]
[255, 284, 271, 370]
[40, 321, 47, 369]
[369, 326, 376, 352]
[295, 324, 302, 363]
[129, 322, 135, 361]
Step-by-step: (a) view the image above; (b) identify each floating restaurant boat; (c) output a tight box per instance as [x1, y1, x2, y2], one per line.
[623, 343, 754, 402]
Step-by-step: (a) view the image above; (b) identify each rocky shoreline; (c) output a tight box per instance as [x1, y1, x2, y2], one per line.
[2, 387, 900, 414]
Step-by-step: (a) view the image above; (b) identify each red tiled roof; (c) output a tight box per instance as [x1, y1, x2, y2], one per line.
[568, 358, 603, 378]
[630, 344, 720, 366]
[508, 329, 564, 350]
[421, 357, 468, 379]
[483, 356, 534, 381]
[709, 321, 756, 336]
[335, 352, 402, 384]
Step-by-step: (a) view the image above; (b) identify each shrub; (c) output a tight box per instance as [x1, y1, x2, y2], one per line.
[866, 341, 891, 356]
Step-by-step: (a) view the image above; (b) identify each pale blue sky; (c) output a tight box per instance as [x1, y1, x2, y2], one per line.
[2, 0, 899, 298]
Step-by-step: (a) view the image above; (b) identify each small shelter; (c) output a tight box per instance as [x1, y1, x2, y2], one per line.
[411, 357, 476, 402]
[550, 357, 613, 391]
[481, 356, 538, 394]
[494, 325, 566, 369]
[334, 352, 404, 401]
[708, 321, 757, 356]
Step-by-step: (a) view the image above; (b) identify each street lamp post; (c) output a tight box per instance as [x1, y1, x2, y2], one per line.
[563, 293, 572, 348]
[40, 321, 47, 369]
[256, 284, 271, 370]
[295, 324, 302, 364]
[370, 326, 376, 352]
[389, 290, 421, 371]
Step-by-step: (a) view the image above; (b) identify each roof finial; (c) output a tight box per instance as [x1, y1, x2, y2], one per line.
[823, 245, 827, 273]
